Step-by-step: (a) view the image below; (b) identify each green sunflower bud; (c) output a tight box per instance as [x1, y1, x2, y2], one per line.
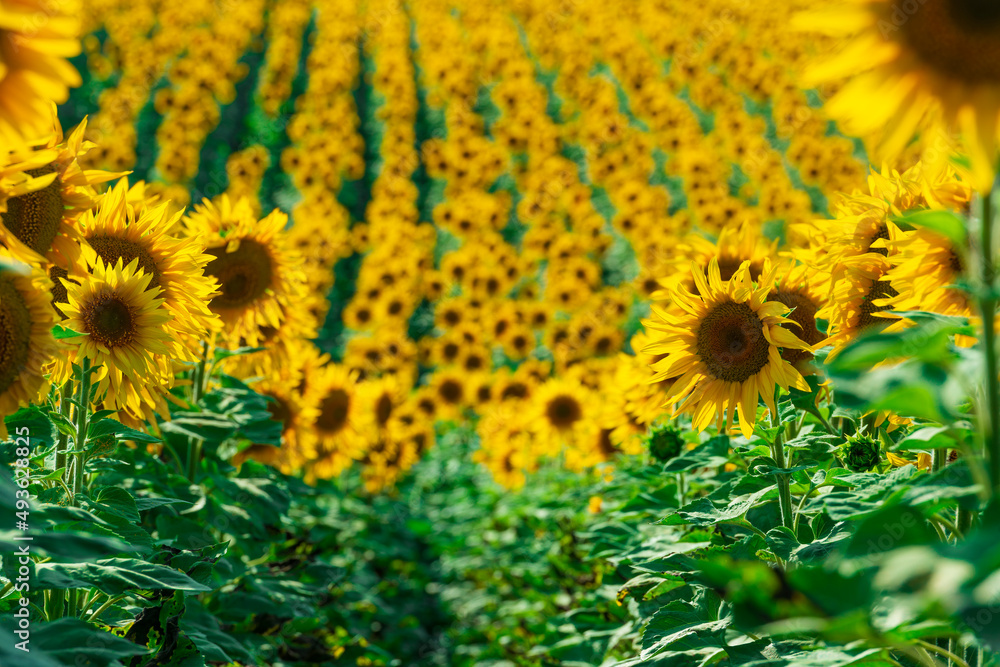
[840, 432, 881, 472]
[648, 426, 684, 463]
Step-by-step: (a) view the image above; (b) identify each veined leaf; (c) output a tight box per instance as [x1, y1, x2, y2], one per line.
[34, 558, 212, 594]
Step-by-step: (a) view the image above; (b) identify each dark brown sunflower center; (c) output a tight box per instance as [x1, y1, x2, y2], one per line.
[771, 290, 821, 365]
[0, 276, 32, 395]
[546, 394, 582, 429]
[316, 388, 350, 433]
[597, 428, 617, 458]
[902, 0, 1000, 83]
[82, 293, 136, 348]
[204, 239, 274, 310]
[413, 431, 429, 454]
[501, 381, 529, 400]
[867, 223, 890, 256]
[857, 279, 898, 330]
[88, 236, 161, 290]
[696, 300, 769, 383]
[948, 248, 964, 273]
[266, 394, 292, 432]
[948, 0, 1000, 27]
[375, 394, 393, 426]
[439, 379, 463, 404]
[0, 165, 64, 255]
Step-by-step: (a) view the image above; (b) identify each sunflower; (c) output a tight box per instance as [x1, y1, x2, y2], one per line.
[802, 163, 968, 288]
[880, 224, 981, 347]
[561, 422, 608, 473]
[360, 375, 407, 438]
[818, 253, 906, 360]
[238, 368, 319, 475]
[798, 0, 1000, 191]
[428, 367, 469, 419]
[412, 386, 439, 423]
[529, 378, 594, 456]
[658, 220, 777, 304]
[305, 363, 365, 483]
[0, 115, 124, 266]
[644, 258, 812, 438]
[56, 257, 175, 424]
[223, 291, 324, 380]
[0, 1, 82, 143]
[600, 355, 660, 455]
[71, 178, 219, 358]
[183, 195, 306, 348]
[0, 251, 58, 438]
[474, 405, 537, 489]
[361, 430, 420, 494]
[468, 372, 495, 410]
[883, 225, 970, 317]
[360, 401, 426, 494]
[768, 257, 830, 370]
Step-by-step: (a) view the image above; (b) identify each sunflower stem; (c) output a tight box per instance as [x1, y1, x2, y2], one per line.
[66, 588, 78, 620]
[46, 587, 65, 623]
[192, 341, 209, 405]
[42, 588, 59, 625]
[187, 439, 203, 482]
[949, 637, 962, 666]
[72, 360, 93, 505]
[977, 181, 1000, 498]
[86, 593, 126, 624]
[932, 448, 946, 473]
[51, 377, 73, 622]
[53, 380, 73, 479]
[809, 406, 838, 436]
[186, 344, 209, 482]
[917, 640, 968, 667]
[770, 414, 795, 531]
[957, 507, 975, 536]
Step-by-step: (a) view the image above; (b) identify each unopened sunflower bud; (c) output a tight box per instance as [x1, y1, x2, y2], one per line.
[840, 432, 881, 472]
[648, 426, 684, 463]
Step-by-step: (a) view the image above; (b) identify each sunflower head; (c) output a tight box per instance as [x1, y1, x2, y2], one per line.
[769, 258, 829, 368]
[840, 431, 882, 472]
[798, 0, 1000, 191]
[185, 196, 306, 348]
[75, 178, 220, 356]
[644, 258, 811, 438]
[0, 162, 63, 256]
[54, 257, 175, 423]
[0, 253, 59, 436]
[1, 115, 125, 266]
[305, 363, 365, 482]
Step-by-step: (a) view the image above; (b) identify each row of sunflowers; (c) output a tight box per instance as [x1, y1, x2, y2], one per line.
[3, 0, 1000, 664]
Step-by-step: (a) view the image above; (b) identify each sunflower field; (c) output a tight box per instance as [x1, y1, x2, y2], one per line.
[5, 0, 1000, 665]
